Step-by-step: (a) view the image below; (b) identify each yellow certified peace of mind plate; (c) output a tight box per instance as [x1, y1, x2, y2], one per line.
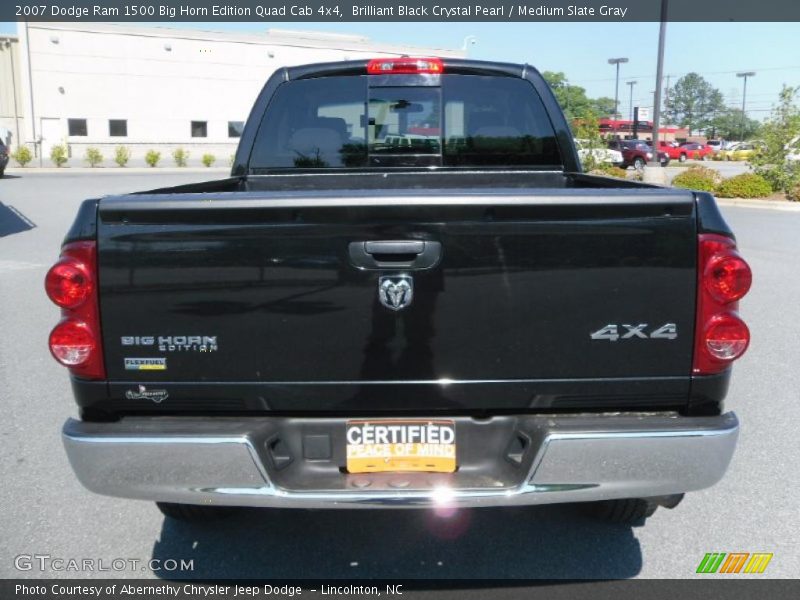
[345, 419, 457, 473]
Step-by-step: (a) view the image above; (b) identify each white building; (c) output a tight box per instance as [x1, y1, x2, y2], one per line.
[0, 23, 463, 165]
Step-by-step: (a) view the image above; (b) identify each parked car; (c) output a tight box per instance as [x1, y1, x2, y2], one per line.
[720, 141, 764, 161]
[656, 141, 712, 163]
[574, 138, 624, 168]
[0, 141, 9, 177]
[656, 141, 685, 162]
[52, 57, 748, 526]
[678, 142, 714, 161]
[608, 139, 670, 169]
[706, 140, 725, 153]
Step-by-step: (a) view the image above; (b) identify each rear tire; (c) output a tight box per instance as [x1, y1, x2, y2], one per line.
[633, 157, 645, 171]
[589, 498, 659, 524]
[156, 502, 235, 522]
[679, 153, 687, 163]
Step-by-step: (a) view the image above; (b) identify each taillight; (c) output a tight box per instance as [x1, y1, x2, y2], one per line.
[49, 320, 96, 366]
[367, 57, 443, 75]
[703, 313, 750, 361]
[704, 251, 751, 303]
[693, 234, 752, 375]
[45, 241, 105, 379]
[45, 257, 93, 308]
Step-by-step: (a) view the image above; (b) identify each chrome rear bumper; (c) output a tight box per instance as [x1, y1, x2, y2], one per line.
[62, 413, 739, 509]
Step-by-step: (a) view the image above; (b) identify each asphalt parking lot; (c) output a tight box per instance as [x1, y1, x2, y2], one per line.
[0, 171, 797, 580]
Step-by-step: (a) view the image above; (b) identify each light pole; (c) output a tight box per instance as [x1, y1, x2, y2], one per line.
[736, 71, 755, 140]
[3, 39, 20, 148]
[608, 57, 629, 121]
[461, 36, 477, 56]
[646, 0, 668, 178]
[627, 80, 637, 122]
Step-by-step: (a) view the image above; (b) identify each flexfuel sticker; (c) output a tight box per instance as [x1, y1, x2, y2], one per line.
[124, 357, 167, 371]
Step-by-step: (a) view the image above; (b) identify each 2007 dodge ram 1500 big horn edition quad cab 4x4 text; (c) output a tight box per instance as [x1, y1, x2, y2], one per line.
[49, 58, 751, 525]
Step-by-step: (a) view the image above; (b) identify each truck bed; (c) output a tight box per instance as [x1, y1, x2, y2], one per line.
[74, 171, 709, 417]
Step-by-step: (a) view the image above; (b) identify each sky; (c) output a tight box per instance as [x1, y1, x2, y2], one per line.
[1, 20, 797, 120]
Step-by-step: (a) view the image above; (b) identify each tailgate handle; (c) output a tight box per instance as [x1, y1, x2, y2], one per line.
[365, 241, 425, 255]
[349, 240, 442, 270]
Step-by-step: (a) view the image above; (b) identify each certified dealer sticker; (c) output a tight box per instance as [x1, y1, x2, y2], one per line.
[346, 420, 456, 473]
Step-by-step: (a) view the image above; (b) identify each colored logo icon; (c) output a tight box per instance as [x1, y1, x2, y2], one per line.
[696, 552, 773, 574]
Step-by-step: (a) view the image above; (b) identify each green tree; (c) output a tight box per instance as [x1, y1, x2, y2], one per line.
[114, 146, 130, 167]
[590, 97, 617, 118]
[543, 72, 618, 172]
[664, 73, 725, 134]
[573, 112, 607, 172]
[50, 144, 68, 167]
[709, 108, 761, 140]
[84, 147, 103, 167]
[145, 150, 161, 167]
[172, 147, 189, 167]
[543, 71, 594, 122]
[749, 85, 800, 195]
[544, 72, 618, 121]
[11, 146, 33, 167]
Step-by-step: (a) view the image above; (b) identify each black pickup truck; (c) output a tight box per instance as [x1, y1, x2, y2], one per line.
[49, 58, 751, 525]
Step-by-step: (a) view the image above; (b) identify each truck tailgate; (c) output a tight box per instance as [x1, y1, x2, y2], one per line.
[97, 188, 697, 412]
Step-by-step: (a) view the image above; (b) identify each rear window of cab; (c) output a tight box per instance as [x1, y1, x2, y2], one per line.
[249, 74, 562, 170]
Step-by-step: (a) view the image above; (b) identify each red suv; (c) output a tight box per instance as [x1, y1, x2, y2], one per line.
[608, 140, 670, 170]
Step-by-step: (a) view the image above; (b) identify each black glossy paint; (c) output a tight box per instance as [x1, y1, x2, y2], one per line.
[94, 185, 698, 413]
[64, 199, 98, 243]
[695, 191, 735, 238]
[62, 59, 739, 418]
[688, 370, 731, 416]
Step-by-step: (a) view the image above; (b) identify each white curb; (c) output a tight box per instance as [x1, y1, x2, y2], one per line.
[716, 198, 800, 212]
[5, 167, 230, 174]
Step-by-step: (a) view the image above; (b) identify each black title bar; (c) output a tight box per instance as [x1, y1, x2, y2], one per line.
[3, 580, 800, 600]
[4, 0, 800, 23]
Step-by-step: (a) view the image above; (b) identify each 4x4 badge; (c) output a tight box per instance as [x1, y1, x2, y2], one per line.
[378, 275, 414, 311]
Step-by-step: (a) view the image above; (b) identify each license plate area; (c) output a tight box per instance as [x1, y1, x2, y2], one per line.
[346, 419, 456, 473]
